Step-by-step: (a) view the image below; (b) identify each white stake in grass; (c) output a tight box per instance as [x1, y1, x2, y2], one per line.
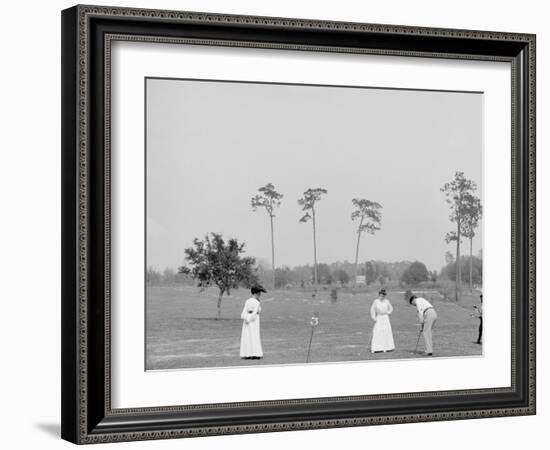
[306, 313, 320, 363]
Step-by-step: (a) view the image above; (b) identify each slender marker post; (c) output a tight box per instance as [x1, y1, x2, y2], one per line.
[306, 314, 319, 363]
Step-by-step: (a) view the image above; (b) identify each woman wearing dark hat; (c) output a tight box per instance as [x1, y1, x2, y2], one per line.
[370, 289, 395, 353]
[240, 285, 265, 359]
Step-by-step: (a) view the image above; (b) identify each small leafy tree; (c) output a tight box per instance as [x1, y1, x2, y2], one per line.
[251, 183, 283, 287]
[298, 188, 328, 288]
[351, 198, 382, 285]
[441, 172, 477, 301]
[365, 261, 377, 285]
[429, 270, 438, 284]
[178, 233, 258, 319]
[315, 263, 333, 285]
[401, 261, 429, 286]
[334, 268, 350, 285]
[330, 287, 338, 304]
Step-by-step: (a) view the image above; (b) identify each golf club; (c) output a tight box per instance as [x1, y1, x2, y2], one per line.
[414, 325, 423, 353]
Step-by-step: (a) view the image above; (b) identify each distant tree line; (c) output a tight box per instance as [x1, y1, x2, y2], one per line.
[149, 252, 482, 291]
[146, 266, 191, 286]
[258, 259, 438, 289]
[440, 255, 483, 286]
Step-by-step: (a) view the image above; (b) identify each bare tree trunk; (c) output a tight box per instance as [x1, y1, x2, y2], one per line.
[312, 207, 318, 288]
[354, 234, 362, 286]
[455, 221, 461, 302]
[216, 290, 223, 320]
[353, 217, 363, 286]
[469, 236, 473, 291]
[270, 214, 275, 289]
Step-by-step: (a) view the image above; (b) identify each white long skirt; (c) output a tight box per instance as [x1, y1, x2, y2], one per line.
[371, 315, 395, 352]
[240, 317, 263, 357]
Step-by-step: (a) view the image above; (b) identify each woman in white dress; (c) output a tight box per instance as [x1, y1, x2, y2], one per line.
[240, 285, 265, 359]
[370, 289, 395, 353]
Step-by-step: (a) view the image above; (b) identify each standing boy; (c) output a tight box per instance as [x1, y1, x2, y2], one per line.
[473, 294, 483, 344]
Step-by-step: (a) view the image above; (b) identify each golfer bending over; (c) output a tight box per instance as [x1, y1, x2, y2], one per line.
[409, 294, 437, 356]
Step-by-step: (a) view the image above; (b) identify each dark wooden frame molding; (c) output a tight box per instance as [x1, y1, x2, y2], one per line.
[61, 4, 536, 444]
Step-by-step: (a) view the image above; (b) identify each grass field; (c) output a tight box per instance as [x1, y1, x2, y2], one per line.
[146, 285, 482, 370]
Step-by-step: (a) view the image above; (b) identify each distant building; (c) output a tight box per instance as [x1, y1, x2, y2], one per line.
[355, 275, 366, 286]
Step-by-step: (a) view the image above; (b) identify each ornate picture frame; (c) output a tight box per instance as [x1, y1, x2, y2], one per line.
[61, 4, 535, 444]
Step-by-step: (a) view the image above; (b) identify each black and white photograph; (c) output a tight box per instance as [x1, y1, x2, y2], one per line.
[1, 0, 544, 447]
[145, 78, 484, 370]
[57, 0, 541, 445]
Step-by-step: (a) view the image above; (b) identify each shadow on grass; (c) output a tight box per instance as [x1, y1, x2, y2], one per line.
[403, 350, 425, 355]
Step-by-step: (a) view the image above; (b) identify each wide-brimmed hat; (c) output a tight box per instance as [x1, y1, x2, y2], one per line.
[251, 285, 267, 294]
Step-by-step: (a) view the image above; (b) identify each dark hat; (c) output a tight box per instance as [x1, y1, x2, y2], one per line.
[379, 289, 387, 296]
[251, 285, 267, 294]
[408, 294, 417, 304]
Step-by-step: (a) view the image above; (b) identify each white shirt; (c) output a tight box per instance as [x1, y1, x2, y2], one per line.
[370, 298, 393, 321]
[241, 297, 261, 323]
[414, 297, 433, 322]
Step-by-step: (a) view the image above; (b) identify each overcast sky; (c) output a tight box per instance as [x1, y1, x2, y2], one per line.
[146, 78, 483, 272]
